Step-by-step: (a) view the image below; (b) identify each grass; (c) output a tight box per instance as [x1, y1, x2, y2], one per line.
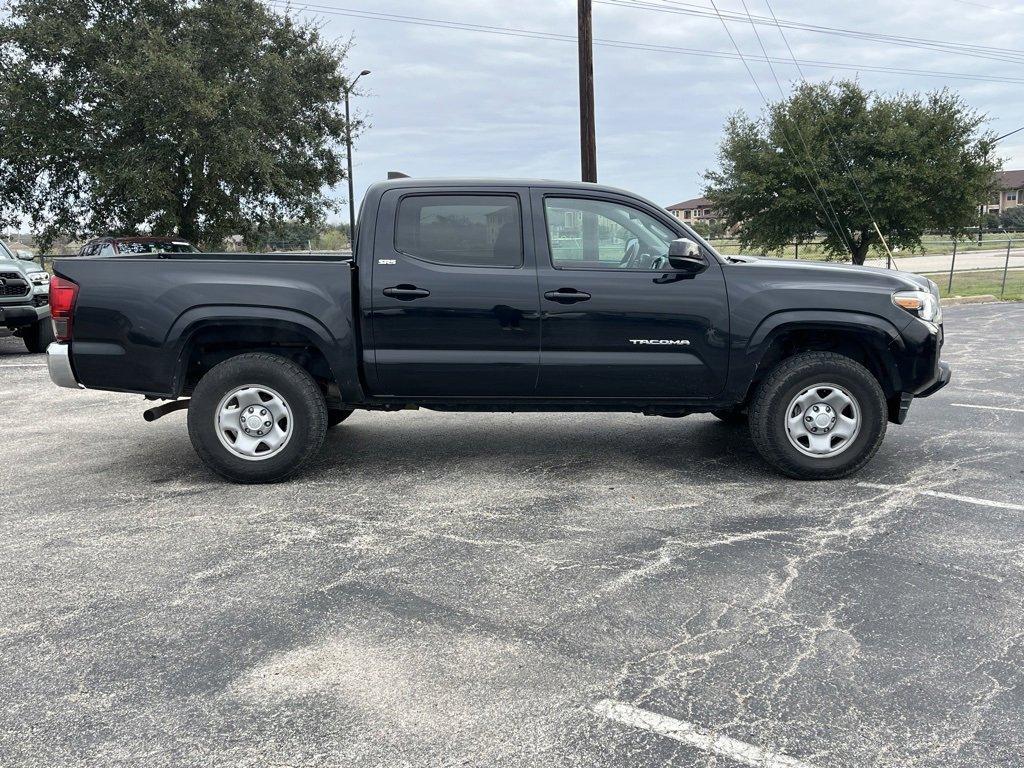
[922, 268, 1024, 301]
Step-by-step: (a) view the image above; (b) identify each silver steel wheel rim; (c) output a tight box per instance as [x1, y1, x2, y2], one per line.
[785, 382, 861, 459]
[215, 385, 293, 461]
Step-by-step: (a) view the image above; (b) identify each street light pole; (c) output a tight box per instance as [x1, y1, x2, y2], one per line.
[344, 69, 371, 249]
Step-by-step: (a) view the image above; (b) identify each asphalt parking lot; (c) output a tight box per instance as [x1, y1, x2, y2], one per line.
[2, 302, 1023, 768]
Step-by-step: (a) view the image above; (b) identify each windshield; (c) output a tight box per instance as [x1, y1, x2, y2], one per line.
[0, 240, 14, 260]
[117, 241, 198, 254]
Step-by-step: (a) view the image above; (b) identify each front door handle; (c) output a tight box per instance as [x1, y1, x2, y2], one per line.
[383, 284, 430, 301]
[544, 288, 592, 304]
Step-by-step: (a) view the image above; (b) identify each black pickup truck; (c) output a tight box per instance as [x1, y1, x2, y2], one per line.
[46, 178, 949, 483]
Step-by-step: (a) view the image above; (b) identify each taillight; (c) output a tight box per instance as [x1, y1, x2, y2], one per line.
[50, 275, 79, 341]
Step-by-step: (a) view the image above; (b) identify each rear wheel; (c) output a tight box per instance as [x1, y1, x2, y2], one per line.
[187, 353, 327, 483]
[23, 318, 54, 353]
[749, 352, 886, 480]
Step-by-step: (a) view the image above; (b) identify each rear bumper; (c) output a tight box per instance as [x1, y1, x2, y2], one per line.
[47, 342, 82, 389]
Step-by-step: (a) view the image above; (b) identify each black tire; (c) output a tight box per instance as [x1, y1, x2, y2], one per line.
[23, 319, 54, 353]
[749, 352, 887, 480]
[711, 408, 746, 424]
[187, 353, 327, 483]
[327, 408, 354, 428]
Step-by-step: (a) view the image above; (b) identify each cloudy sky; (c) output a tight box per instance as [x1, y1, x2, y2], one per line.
[280, 0, 1024, 218]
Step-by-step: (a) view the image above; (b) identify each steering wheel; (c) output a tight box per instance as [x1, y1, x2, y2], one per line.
[619, 238, 640, 268]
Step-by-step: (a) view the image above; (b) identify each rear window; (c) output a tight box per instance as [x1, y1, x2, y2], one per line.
[395, 195, 522, 267]
[116, 241, 197, 255]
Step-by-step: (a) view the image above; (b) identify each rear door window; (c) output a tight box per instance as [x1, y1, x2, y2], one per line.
[395, 195, 523, 267]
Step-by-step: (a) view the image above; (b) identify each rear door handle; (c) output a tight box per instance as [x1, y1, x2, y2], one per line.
[544, 288, 591, 304]
[383, 285, 430, 301]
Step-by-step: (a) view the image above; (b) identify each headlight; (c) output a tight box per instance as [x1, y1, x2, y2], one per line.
[28, 272, 50, 285]
[893, 289, 942, 325]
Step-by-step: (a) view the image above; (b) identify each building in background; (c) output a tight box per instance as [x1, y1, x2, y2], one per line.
[666, 196, 724, 225]
[983, 169, 1023, 215]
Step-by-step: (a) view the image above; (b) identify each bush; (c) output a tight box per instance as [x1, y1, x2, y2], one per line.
[1000, 207, 1024, 230]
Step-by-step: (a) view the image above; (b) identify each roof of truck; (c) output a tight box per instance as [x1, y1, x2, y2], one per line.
[368, 177, 644, 197]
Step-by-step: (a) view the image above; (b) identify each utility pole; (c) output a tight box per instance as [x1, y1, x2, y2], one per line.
[578, 0, 597, 183]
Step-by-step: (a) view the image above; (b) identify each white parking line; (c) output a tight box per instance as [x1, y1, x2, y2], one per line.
[594, 699, 817, 768]
[858, 482, 1024, 512]
[951, 403, 1024, 414]
[0, 363, 46, 368]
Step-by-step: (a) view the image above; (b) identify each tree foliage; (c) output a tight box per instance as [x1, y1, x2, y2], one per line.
[704, 81, 1001, 264]
[1001, 207, 1024, 230]
[689, 219, 729, 240]
[0, 0, 358, 248]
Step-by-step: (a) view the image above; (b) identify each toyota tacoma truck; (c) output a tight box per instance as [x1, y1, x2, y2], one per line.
[0, 240, 52, 352]
[45, 179, 949, 483]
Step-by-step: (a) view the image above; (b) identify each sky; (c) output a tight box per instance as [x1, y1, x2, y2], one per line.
[275, 0, 1024, 221]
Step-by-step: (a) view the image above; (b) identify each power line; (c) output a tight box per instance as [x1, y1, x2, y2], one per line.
[947, 0, 1024, 13]
[704, 0, 855, 254]
[268, 1, 1024, 86]
[761, 0, 897, 266]
[607, 0, 1024, 64]
[994, 125, 1024, 143]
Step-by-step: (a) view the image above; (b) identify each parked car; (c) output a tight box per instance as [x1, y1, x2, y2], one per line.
[78, 236, 199, 258]
[0, 240, 51, 352]
[46, 178, 949, 483]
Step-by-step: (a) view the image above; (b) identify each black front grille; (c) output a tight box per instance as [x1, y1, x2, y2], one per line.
[0, 272, 30, 297]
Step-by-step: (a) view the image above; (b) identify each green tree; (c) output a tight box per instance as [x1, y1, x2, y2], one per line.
[1001, 207, 1024, 230]
[314, 223, 351, 251]
[704, 81, 1000, 264]
[690, 219, 728, 240]
[983, 212, 1003, 230]
[0, 0, 360, 248]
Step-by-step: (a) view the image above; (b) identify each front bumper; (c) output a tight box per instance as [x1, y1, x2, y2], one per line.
[47, 342, 82, 389]
[918, 360, 951, 398]
[0, 304, 45, 329]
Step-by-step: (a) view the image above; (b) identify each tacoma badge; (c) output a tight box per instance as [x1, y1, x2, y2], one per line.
[629, 339, 691, 346]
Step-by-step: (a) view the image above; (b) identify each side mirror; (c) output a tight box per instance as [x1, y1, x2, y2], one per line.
[17, 250, 35, 261]
[668, 238, 707, 273]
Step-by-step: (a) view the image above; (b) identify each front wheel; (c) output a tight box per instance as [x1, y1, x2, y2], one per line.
[749, 352, 887, 480]
[187, 353, 327, 483]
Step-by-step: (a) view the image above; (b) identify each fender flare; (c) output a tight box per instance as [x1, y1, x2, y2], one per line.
[731, 309, 906, 397]
[165, 305, 363, 402]
[748, 310, 905, 352]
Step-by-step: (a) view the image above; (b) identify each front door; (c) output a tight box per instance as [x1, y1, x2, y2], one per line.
[532, 189, 730, 399]
[369, 188, 541, 397]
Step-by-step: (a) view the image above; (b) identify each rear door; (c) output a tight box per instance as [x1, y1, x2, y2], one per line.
[368, 187, 541, 397]
[531, 188, 730, 399]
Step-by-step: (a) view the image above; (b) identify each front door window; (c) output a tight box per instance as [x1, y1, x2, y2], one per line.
[544, 197, 678, 271]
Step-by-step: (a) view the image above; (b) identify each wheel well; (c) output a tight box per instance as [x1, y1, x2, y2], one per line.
[178, 323, 340, 403]
[746, 327, 896, 405]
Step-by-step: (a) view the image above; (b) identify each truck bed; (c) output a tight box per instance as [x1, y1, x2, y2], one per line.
[54, 255, 360, 399]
